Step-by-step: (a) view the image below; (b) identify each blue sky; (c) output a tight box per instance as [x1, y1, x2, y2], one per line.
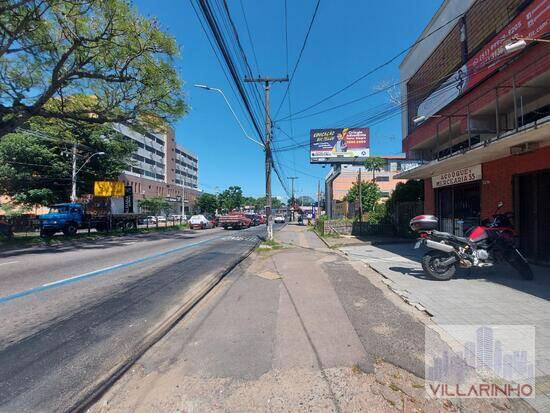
[133, 0, 442, 199]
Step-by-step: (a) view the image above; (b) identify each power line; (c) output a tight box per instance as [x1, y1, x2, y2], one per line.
[273, 0, 321, 119]
[193, 0, 265, 142]
[238, 0, 261, 76]
[276, 6, 472, 121]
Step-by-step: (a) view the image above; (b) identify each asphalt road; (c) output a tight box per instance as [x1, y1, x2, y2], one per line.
[0, 225, 266, 413]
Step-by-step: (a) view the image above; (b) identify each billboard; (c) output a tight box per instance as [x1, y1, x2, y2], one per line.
[417, 0, 550, 119]
[93, 181, 125, 197]
[310, 128, 370, 163]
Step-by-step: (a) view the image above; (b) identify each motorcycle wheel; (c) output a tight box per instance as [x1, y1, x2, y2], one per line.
[421, 250, 456, 281]
[505, 248, 534, 280]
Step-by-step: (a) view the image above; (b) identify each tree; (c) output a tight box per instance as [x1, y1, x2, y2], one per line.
[0, 0, 186, 138]
[0, 119, 136, 207]
[364, 157, 386, 181]
[196, 193, 218, 214]
[297, 195, 314, 206]
[386, 179, 424, 214]
[138, 197, 170, 225]
[218, 186, 243, 212]
[344, 181, 380, 214]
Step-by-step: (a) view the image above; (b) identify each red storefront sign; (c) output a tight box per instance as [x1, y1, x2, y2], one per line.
[417, 0, 549, 119]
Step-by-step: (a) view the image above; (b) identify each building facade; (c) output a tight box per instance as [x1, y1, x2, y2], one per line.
[397, 0, 550, 262]
[325, 156, 420, 218]
[113, 124, 200, 215]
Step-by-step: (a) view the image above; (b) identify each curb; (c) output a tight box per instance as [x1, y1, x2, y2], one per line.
[70, 238, 260, 413]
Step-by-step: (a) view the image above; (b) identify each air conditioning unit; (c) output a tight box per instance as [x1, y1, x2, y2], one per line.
[510, 142, 539, 155]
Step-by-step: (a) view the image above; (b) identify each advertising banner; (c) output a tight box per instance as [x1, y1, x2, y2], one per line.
[124, 185, 133, 213]
[432, 164, 482, 188]
[93, 181, 125, 197]
[310, 128, 370, 163]
[417, 0, 550, 119]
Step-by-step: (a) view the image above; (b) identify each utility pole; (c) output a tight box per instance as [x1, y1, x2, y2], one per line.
[244, 76, 288, 240]
[288, 176, 298, 222]
[317, 180, 321, 222]
[358, 168, 363, 222]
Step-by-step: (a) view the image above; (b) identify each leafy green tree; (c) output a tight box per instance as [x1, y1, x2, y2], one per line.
[218, 186, 244, 212]
[364, 157, 386, 181]
[0, 0, 186, 138]
[344, 181, 380, 214]
[138, 197, 170, 225]
[0, 119, 136, 207]
[196, 193, 218, 214]
[386, 179, 424, 214]
[297, 195, 314, 206]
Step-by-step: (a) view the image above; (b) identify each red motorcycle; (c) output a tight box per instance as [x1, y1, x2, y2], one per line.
[410, 202, 533, 281]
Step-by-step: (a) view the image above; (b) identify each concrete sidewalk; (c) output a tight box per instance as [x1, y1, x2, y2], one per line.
[91, 225, 528, 412]
[340, 242, 550, 412]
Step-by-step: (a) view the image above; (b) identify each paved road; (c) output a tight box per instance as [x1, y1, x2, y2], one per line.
[0, 225, 265, 413]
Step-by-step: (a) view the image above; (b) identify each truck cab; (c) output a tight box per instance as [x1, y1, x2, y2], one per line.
[39, 203, 85, 238]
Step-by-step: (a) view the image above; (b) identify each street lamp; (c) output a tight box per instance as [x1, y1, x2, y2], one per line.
[193, 84, 264, 148]
[71, 149, 105, 202]
[504, 37, 550, 54]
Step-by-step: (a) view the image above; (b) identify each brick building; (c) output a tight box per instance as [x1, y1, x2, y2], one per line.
[114, 124, 200, 215]
[397, 0, 550, 262]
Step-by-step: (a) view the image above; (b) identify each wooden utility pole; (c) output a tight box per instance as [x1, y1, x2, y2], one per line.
[244, 76, 288, 240]
[288, 176, 298, 222]
[317, 180, 321, 221]
[358, 168, 363, 222]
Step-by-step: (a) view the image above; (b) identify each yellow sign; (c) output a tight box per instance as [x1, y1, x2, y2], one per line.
[94, 181, 125, 197]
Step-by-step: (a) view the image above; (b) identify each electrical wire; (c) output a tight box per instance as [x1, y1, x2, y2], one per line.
[273, 0, 321, 119]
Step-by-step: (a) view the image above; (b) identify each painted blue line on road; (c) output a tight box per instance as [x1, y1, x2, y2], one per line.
[0, 235, 227, 305]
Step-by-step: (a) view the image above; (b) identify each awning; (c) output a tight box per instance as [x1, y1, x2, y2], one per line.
[396, 117, 550, 180]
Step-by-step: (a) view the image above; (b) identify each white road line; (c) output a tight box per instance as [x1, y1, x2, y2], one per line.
[0, 261, 19, 267]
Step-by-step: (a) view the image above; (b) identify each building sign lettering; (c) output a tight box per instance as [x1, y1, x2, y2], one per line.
[432, 164, 482, 188]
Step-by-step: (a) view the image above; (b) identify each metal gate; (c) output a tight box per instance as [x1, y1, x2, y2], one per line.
[436, 182, 481, 236]
[516, 169, 550, 263]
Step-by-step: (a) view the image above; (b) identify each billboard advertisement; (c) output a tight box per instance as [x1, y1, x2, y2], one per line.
[94, 181, 125, 197]
[417, 0, 549, 120]
[310, 128, 370, 163]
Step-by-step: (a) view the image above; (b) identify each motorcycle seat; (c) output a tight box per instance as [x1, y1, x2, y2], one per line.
[432, 230, 470, 244]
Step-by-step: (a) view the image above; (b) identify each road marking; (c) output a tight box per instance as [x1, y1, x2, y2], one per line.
[0, 261, 19, 267]
[0, 235, 230, 305]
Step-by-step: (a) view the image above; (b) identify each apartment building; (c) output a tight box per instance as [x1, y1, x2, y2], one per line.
[113, 124, 200, 215]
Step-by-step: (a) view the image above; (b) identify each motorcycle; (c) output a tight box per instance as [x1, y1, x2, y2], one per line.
[410, 202, 534, 281]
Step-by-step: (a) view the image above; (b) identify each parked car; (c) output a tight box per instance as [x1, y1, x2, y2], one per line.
[168, 214, 187, 222]
[274, 215, 285, 224]
[258, 215, 266, 225]
[156, 215, 167, 223]
[245, 213, 261, 226]
[189, 214, 214, 229]
[206, 215, 219, 227]
[140, 216, 157, 225]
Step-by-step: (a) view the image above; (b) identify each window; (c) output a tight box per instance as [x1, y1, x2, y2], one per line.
[376, 176, 390, 182]
[380, 191, 390, 197]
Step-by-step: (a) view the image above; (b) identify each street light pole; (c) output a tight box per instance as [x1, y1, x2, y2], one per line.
[193, 84, 264, 148]
[70, 145, 105, 203]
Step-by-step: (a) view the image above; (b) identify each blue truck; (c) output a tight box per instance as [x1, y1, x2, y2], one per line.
[39, 200, 143, 238]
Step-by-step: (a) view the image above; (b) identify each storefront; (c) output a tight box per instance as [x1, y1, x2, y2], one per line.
[433, 165, 482, 236]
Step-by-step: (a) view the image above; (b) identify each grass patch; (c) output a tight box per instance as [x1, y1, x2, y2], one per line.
[0, 224, 189, 248]
[257, 239, 284, 251]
